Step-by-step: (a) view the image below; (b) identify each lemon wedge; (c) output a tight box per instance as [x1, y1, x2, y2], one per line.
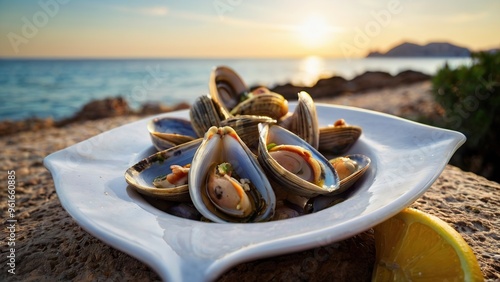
[373, 208, 483, 281]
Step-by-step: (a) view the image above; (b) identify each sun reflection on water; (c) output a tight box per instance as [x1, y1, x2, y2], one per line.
[293, 56, 331, 87]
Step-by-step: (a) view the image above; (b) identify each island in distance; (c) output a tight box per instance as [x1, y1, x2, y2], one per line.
[367, 41, 470, 57]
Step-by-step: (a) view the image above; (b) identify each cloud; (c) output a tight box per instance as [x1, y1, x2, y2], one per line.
[444, 12, 488, 23]
[141, 7, 168, 16]
[115, 6, 168, 16]
[154, 9, 290, 31]
[114, 5, 342, 35]
[171, 10, 342, 34]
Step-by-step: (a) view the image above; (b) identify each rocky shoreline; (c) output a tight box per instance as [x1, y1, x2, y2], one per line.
[0, 99, 191, 136]
[0, 70, 430, 136]
[269, 69, 430, 100]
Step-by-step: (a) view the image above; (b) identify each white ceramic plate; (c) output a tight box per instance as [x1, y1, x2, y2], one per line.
[44, 103, 465, 281]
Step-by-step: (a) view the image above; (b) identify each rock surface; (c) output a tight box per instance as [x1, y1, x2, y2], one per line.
[0, 83, 498, 281]
[0, 117, 55, 136]
[270, 70, 430, 100]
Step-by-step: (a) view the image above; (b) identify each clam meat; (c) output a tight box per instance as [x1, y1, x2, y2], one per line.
[329, 154, 371, 193]
[258, 123, 340, 198]
[189, 126, 276, 223]
[153, 164, 190, 188]
[205, 162, 254, 218]
[307, 154, 370, 212]
[125, 139, 202, 202]
[267, 144, 322, 186]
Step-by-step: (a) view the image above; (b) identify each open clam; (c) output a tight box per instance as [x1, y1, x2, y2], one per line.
[188, 126, 276, 223]
[148, 117, 198, 151]
[125, 139, 202, 202]
[209, 66, 288, 120]
[308, 154, 371, 213]
[257, 123, 340, 198]
[280, 92, 361, 154]
[319, 119, 362, 154]
[208, 65, 246, 111]
[330, 154, 371, 193]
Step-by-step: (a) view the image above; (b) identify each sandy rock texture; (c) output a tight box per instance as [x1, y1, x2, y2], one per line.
[315, 81, 441, 121]
[1, 82, 498, 281]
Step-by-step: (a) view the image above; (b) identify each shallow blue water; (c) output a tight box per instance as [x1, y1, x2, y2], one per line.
[0, 57, 470, 121]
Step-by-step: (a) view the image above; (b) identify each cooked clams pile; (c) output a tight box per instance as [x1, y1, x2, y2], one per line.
[125, 66, 371, 223]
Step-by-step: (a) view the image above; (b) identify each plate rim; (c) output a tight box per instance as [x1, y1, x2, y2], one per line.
[44, 103, 465, 281]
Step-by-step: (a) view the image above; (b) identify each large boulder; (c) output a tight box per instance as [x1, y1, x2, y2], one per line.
[308, 76, 349, 98]
[73, 96, 131, 120]
[270, 83, 309, 100]
[57, 97, 131, 126]
[348, 71, 394, 92]
[393, 70, 431, 85]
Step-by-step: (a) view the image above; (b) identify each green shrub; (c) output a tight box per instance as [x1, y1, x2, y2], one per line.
[431, 51, 500, 181]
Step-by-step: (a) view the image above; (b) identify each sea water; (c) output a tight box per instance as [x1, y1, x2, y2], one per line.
[0, 57, 470, 121]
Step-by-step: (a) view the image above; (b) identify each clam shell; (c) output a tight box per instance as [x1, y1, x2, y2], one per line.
[189, 126, 276, 223]
[220, 115, 276, 149]
[189, 95, 230, 138]
[230, 91, 289, 121]
[209, 65, 288, 120]
[281, 91, 319, 149]
[124, 139, 202, 202]
[308, 154, 371, 212]
[330, 154, 371, 194]
[308, 195, 346, 213]
[257, 123, 340, 198]
[148, 117, 197, 151]
[209, 65, 247, 111]
[318, 124, 362, 154]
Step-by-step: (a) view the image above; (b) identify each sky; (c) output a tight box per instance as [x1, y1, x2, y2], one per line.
[0, 0, 499, 58]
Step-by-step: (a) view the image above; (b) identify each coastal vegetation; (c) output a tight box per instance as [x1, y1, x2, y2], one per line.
[430, 51, 500, 181]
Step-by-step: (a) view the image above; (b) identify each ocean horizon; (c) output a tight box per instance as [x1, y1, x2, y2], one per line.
[0, 56, 471, 122]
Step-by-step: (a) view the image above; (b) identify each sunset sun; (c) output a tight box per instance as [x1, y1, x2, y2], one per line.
[296, 16, 332, 48]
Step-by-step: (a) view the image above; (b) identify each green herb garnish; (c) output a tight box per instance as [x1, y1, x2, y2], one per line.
[217, 162, 233, 176]
[266, 142, 277, 151]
